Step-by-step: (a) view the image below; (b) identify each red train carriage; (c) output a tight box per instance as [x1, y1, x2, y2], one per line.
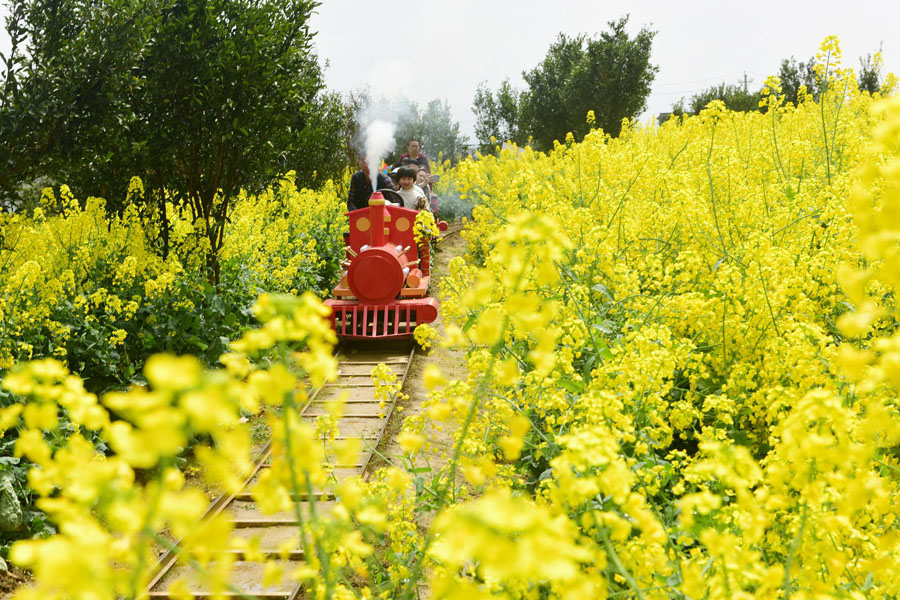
[324, 192, 438, 339]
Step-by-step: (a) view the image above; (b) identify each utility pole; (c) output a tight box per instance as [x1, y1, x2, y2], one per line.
[743, 72, 749, 93]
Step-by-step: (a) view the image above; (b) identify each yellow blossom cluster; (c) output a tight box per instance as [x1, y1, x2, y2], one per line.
[0, 175, 346, 383]
[0, 293, 403, 600]
[413, 209, 439, 245]
[219, 172, 347, 295]
[416, 38, 900, 598]
[0, 192, 166, 370]
[6, 35, 900, 600]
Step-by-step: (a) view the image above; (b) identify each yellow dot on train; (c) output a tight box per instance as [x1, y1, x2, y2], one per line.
[395, 217, 410, 232]
[356, 217, 370, 232]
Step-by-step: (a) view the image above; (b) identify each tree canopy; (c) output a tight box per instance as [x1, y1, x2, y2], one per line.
[778, 56, 819, 106]
[472, 79, 522, 152]
[472, 17, 657, 151]
[673, 83, 761, 116]
[0, 0, 155, 206]
[857, 52, 887, 95]
[0, 0, 349, 281]
[351, 92, 469, 165]
[524, 18, 657, 147]
[672, 49, 890, 117]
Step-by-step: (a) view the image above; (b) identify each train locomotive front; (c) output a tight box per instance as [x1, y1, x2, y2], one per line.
[324, 192, 438, 338]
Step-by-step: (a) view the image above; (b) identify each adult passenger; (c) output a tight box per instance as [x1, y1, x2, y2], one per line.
[416, 166, 432, 199]
[399, 140, 430, 173]
[347, 153, 394, 211]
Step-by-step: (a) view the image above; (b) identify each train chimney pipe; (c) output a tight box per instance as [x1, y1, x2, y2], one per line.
[368, 192, 386, 247]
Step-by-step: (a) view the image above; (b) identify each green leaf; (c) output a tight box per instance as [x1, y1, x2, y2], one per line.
[592, 283, 615, 302]
[559, 377, 584, 394]
[592, 319, 617, 334]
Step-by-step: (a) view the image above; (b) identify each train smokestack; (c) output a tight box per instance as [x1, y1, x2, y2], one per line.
[368, 192, 386, 247]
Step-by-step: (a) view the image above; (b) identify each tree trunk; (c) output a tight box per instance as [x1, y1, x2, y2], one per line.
[158, 187, 170, 260]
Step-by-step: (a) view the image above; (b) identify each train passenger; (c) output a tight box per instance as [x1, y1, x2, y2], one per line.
[392, 156, 418, 172]
[416, 167, 432, 198]
[388, 167, 400, 191]
[395, 166, 427, 210]
[347, 152, 394, 211]
[389, 157, 420, 193]
[399, 140, 430, 173]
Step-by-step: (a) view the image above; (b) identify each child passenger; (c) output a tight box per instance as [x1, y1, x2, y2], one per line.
[395, 166, 427, 210]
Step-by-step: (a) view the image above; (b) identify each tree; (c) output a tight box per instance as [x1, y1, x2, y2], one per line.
[387, 96, 424, 159]
[0, 0, 346, 284]
[777, 50, 883, 106]
[0, 2, 28, 202]
[339, 89, 372, 166]
[673, 82, 761, 116]
[473, 78, 522, 151]
[350, 93, 469, 165]
[130, 0, 327, 282]
[289, 91, 353, 188]
[518, 17, 658, 149]
[778, 56, 819, 105]
[858, 52, 884, 94]
[0, 0, 154, 206]
[472, 83, 499, 150]
[417, 99, 468, 163]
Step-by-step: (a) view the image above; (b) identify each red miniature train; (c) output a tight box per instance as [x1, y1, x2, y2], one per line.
[324, 192, 439, 339]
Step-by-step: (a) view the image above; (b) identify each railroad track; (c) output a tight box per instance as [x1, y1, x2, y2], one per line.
[146, 340, 416, 599]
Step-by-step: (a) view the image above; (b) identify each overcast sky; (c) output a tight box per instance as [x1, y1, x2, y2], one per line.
[3, 0, 899, 143]
[311, 0, 898, 141]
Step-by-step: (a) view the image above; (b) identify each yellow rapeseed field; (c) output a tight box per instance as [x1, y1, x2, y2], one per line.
[0, 172, 345, 378]
[416, 38, 900, 598]
[2, 37, 900, 600]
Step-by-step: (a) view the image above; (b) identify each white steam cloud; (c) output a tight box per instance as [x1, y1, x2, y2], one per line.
[365, 119, 396, 189]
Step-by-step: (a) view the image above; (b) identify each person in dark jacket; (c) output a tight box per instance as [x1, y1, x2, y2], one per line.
[347, 153, 393, 211]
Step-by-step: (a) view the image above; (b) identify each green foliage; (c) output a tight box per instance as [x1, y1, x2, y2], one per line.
[337, 89, 371, 169]
[0, 426, 56, 556]
[417, 99, 469, 164]
[436, 193, 474, 222]
[0, 0, 153, 205]
[858, 53, 883, 94]
[280, 91, 351, 191]
[778, 56, 819, 106]
[674, 47, 887, 117]
[472, 78, 523, 151]
[432, 171, 473, 222]
[434, 188, 473, 223]
[0, 0, 349, 283]
[352, 92, 469, 164]
[518, 16, 658, 149]
[673, 82, 761, 116]
[129, 0, 326, 280]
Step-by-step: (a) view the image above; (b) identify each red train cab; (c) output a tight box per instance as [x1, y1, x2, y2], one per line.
[324, 193, 438, 339]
